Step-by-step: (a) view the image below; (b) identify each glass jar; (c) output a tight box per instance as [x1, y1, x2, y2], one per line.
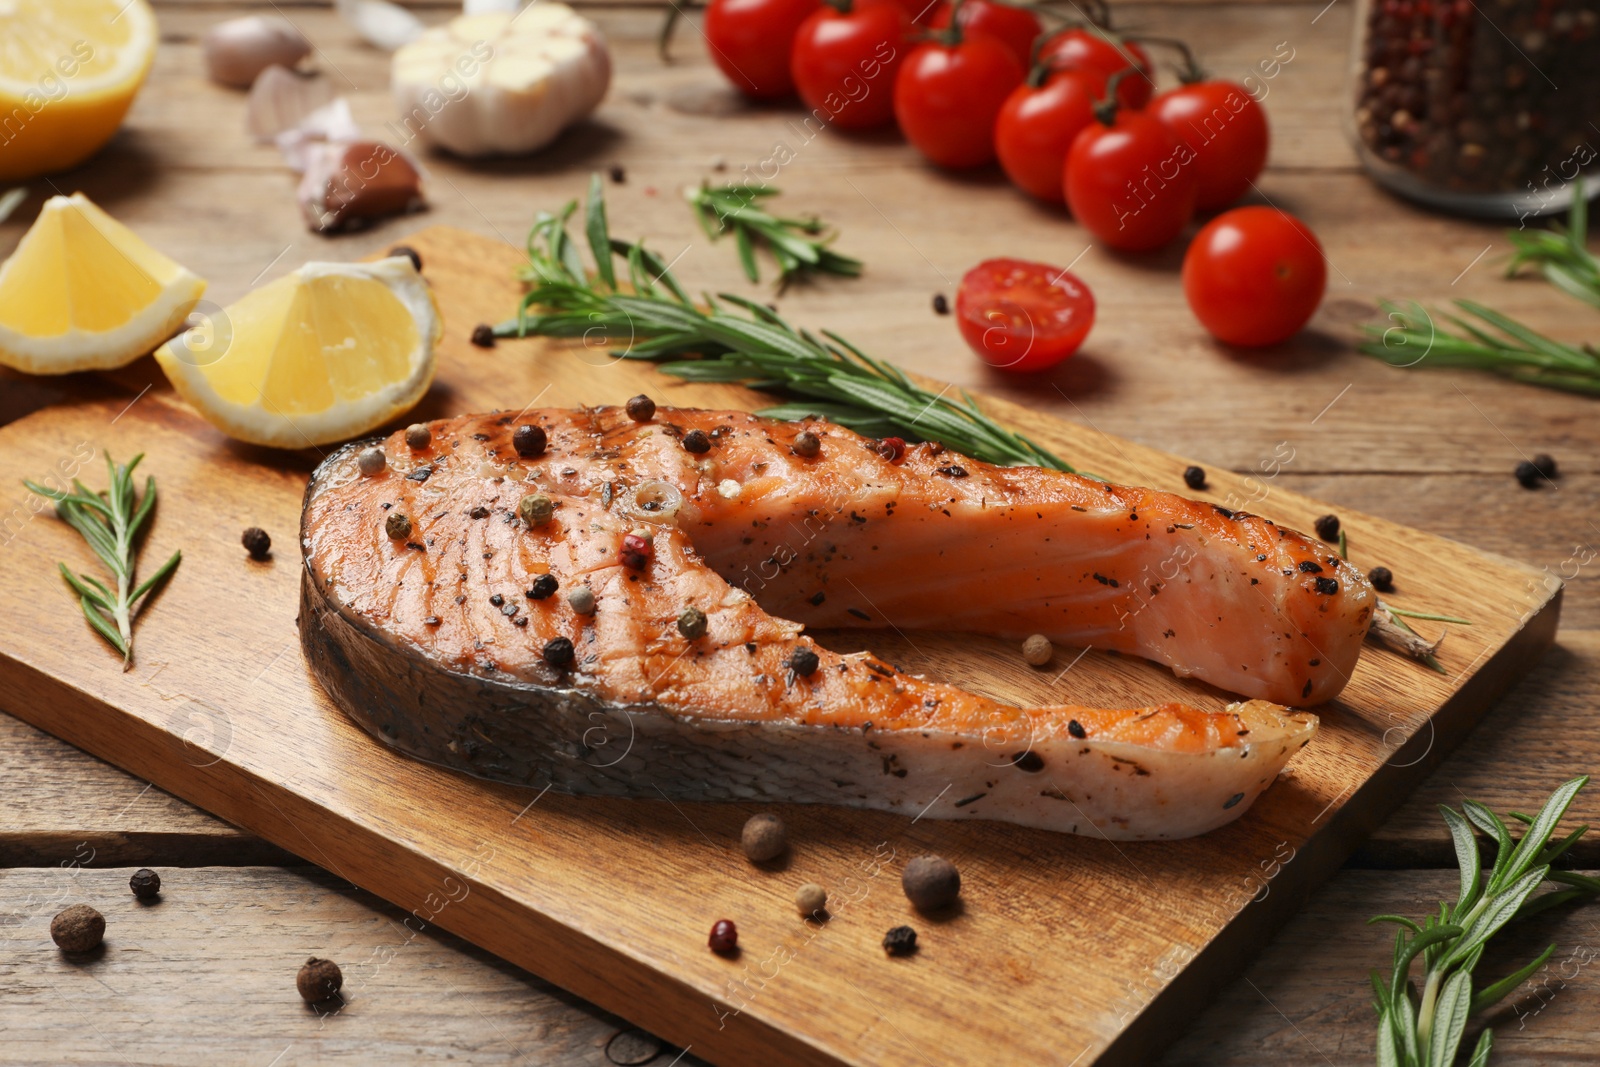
[1347, 0, 1600, 219]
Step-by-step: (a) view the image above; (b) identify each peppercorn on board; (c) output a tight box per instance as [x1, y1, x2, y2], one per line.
[0, 227, 1560, 1067]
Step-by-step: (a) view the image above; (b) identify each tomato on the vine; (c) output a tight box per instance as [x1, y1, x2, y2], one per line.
[956, 258, 1095, 371]
[995, 69, 1102, 203]
[1038, 28, 1154, 109]
[927, 0, 1043, 68]
[791, 0, 909, 128]
[1182, 207, 1325, 347]
[704, 0, 822, 99]
[1150, 78, 1269, 210]
[1065, 95, 1198, 251]
[894, 32, 1023, 168]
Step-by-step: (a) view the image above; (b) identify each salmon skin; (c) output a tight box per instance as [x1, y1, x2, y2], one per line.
[299, 407, 1338, 839]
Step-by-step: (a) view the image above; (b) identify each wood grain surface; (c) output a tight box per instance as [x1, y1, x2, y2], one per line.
[0, 217, 1562, 1066]
[2, 2, 1598, 1065]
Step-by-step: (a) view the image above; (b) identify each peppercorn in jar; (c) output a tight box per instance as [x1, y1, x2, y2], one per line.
[1348, 0, 1600, 218]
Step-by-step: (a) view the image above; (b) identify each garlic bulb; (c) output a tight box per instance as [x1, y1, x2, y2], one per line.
[389, 5, 611, 158]
[203, 16, 312, 88]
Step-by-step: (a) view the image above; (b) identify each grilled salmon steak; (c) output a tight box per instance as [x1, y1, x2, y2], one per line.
[300, 407, 1363, 839]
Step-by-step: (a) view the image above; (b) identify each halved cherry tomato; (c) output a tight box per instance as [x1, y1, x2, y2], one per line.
[1150, 79, 1269, 210]
[927, 0, 1043, 68]
[704, 0, 823, 99]
[956, 257, 1095, 371]
[1038, 28, 1154, 109]
[995, 69, 1102, 203]
[791, 0, 909, 129]
[894, 34, 1023, 168]
[1065, 107, 1198, 251]
[1182, 207, 1325, 347]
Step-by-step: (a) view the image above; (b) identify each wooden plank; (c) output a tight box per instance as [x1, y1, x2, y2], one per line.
[5, 864, 1596, 1067]
[0, 865, 699, 1066]
[1161, 868, 1600, 1066]
[0, 222, 1560, 1066]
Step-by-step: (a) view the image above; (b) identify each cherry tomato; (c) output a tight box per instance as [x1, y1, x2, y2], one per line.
[956, 258, 1095, 371]
[1038, 29, 1154, 109]
[1182, 207, 1326, 347]
[1065, 109, 1198, 251]
[894, 35, 1023, 168]
[704, 0, 822, 99]
[880, 0, 942, 25]
[791, 0, 910, 129]
[927, 0, 1043, 68]
[995, 69, 1102, 202]
[1150, 80, 1269, 210]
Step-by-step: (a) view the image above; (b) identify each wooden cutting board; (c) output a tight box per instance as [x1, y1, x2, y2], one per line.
[0, 227, 1560, 1067]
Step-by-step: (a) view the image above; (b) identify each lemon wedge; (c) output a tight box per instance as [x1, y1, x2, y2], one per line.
[0, 0, 159, 180]
[0, 192, 206, 374]
[155, 258, 441, 449]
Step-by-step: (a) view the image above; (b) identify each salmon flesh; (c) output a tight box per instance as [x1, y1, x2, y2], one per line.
[298, 407, 1363, 839]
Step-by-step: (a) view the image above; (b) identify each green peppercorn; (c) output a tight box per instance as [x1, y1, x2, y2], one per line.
[678, 607, 708, 640]
[385, 512, 411, 540]
[518, 493, 554, 527]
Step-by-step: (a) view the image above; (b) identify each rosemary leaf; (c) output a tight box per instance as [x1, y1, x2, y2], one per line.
[1370, 779, 1596, 1066]
[1359, 179, 1600, 395]
[687, 182, 862, 289]
[26, 452, 181, 669]
[498, 177, 1074, 472]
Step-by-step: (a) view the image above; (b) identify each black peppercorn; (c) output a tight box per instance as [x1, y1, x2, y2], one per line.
[527, 574, 559, 599]
[678, 607, 708, 640]
[513, 424, 548, 458]
[1532, 454, 1558, 479]
[1515, 460, 1542, 488]
[792, 430, 821, 458]
[708, 919, 738, 954]
[129, 868, 161, 900]
[608, 163, 626, 184]
[1068, 719, 1086, 739]
[489, 593, 504, 607]
[625, 394, 656, 421]
[1313, 514, 1340, 541]
[932, 293, 949, 315]
[1182, 465, 1207, 490]
[1369, 566, 1394, 593]
[387, 245, 422, 272]
[1314, 576, 1340, 596]
[297, 957, 343, 1002]
[682, 429, 711, 454]
[882, 925, 918, 956]
[241, 526, 271, 561]
[543, 636, 575, 668]
[470, 324, 496, 348]
[50, 904, 104, 953]
[787, 647, 819, 677]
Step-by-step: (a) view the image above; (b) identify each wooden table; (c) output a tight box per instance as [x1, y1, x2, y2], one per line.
[2, 2, 1597, 1064]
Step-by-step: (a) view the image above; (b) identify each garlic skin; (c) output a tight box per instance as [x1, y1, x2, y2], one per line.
[204, 16, 313, 88]
[389, 6, 611, 158]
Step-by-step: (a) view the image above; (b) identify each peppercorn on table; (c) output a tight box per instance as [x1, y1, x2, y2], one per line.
[3, 3, 1600, 1066]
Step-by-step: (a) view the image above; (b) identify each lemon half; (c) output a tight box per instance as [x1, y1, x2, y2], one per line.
[0, 0, 159, 180]
[0, 192, 206, 374]
[155, 258, 441, 449]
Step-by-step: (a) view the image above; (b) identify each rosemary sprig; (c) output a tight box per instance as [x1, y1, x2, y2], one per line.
[25, 452, 181, 670]
[495, 175, 1073, 471]
[1370, 777, 1598, 1066]
[688, 182, 861, 289]
[1359, 182, 1600, 396]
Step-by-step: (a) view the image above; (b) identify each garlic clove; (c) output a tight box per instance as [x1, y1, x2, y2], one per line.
[336, 0, 425, 52]
[204, 15, 313, 89]
[247, 66, 336, 143]
[275, 98, 364, 172]
[296, 141, 426, 234]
